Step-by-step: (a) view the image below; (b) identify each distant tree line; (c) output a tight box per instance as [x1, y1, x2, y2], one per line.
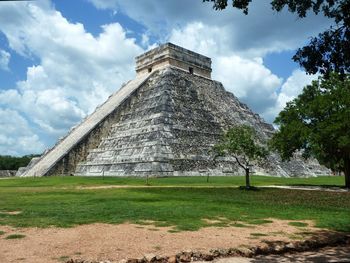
[0, 155, 38, 170]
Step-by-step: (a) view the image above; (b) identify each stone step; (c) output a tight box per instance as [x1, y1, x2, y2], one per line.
[110, 116, 219, 132]
[100, 125, 220, 143]
[87, 142, 172, 153]
[76, 162, 175, 176]
[86, 147, 173, 160]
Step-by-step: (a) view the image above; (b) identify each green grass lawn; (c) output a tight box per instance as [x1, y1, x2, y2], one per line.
[0, 175, 346, 188]
[0, 176, 349, 232]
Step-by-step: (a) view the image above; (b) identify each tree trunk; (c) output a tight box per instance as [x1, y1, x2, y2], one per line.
[344, 157, 350, 189]
[245, 168, 250, 189]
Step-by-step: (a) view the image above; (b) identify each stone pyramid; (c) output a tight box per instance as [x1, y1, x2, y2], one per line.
[19, 43, 329, 177]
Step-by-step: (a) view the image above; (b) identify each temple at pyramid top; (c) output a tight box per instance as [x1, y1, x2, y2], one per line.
[135, 43, 212, 79]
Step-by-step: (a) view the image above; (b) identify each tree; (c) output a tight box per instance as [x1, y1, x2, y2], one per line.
[213, 125, 268, 189]
[271, 73, 350, 188]
[0, 155, 37, 170]
[203, 0, 350, 76]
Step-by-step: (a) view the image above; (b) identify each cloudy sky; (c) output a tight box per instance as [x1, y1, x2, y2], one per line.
[0, 0, 331, 156]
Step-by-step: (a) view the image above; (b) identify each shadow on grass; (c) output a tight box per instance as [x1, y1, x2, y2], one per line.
[239, 186, 260, 191]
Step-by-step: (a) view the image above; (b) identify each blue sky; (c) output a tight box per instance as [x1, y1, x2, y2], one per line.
[0, 0, 331, 156]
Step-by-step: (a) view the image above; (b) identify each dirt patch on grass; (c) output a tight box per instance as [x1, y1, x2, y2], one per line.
[0, 219, 320, 263]
[202, 218, 223, 224]
[0, 210, 22, 215]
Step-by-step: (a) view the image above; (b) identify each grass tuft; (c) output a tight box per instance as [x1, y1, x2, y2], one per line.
[288, 221, 309, 227]
[230, 222, 250, 228]
[168, 229, 181, 233]
[250, 233, 268, 237]
[250, 232, 269, 237]
[247, 219, 273, 225]
[153, 245, 162, 251]
[5, 234, 26, 239]
[57, 256, 70, 262]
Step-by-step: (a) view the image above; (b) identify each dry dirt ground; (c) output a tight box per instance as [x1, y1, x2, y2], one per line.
[0, 219, 325, 263]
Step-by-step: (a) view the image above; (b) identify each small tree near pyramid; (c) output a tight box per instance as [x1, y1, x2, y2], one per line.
[213, 125, 268, 189]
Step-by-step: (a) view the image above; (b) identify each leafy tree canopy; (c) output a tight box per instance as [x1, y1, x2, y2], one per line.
[271, 73, 350, 188]
[203, 0, 350, 76]
[213, 125, 268, 188]
[0, 155, 37, 170]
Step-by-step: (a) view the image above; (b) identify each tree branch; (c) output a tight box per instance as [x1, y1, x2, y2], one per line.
[233, 155, 246, 170]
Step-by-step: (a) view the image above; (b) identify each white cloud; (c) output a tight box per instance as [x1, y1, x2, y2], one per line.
[0, 49, 10, 71]
[87, 0, 119, 10]
[85, 1, 331, 125]
[169, 22, 232, 58]
[0, 0, 143, 155]
[169, 22, 322, 124]
[0, 108, 45, 156]
[88, 0, 331, 57]
[214, 55, 281, 113]
[277, 69, 319, 108]
[169, 22, 282, 119]
[263, 69, 319, 122]
[0, 0, 330, 156]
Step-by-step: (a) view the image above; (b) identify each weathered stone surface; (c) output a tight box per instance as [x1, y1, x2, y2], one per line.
[15, 157, 40, 176]
[136, 43, 212, 79]
[167, 255, 176, 263]
[177, 251, 192, 262]
[65, 233, 350, 263]
[201, 253, 214, 261]
[0, 170, 16, 177]
[75, 66, 329, 177]
[18, 73, 154, 177]
[143, 254, 156, 262]
[20, 43, 330, 177]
